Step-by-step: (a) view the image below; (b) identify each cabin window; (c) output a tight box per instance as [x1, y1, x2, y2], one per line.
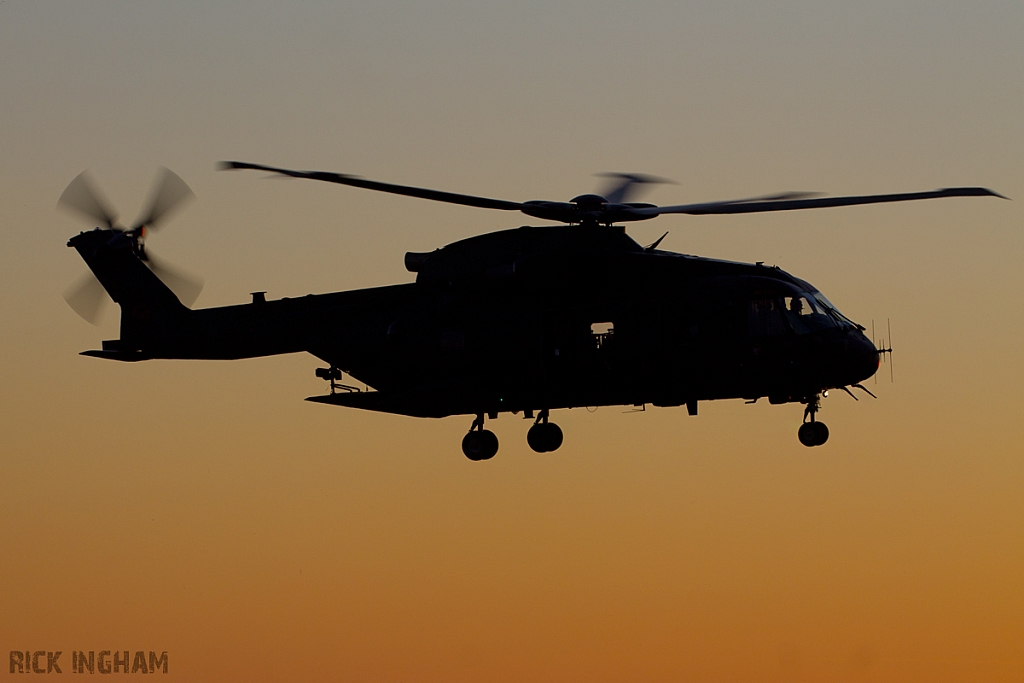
[439, 330, 465, 351]
[748, 299, 785, 337]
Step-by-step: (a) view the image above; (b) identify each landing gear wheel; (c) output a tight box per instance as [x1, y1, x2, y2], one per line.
[811, 421, 829, 446]
[798, 393, 830, 447]
[543, 423, 563, 452]
[798, 423, 817, 447]
[527, 422, 563, 452]
[463, 429, 499, 461]
[798, 421, 829, 447]
[526, 424, 545, 452]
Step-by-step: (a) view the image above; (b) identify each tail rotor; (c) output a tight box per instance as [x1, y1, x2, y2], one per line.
[59, 168, 202, 324]
[58, 171, 118, 229]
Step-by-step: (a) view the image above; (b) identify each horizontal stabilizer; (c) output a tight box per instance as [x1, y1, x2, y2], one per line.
[306, 391, 452, 418]
[80, 349, 148, 362]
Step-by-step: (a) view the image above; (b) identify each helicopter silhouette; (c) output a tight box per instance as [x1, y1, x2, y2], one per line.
[61, 162, 1003, 459]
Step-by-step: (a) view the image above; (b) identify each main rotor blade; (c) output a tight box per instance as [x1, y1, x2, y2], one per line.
[718, 191, 824, 204]
[145, 254, 203, 307]
[221, 161, 524, 212]
[597, 172, 675, 204]
[638, 187, 1006, 217]
[133, 168, 195, 231]
[58, 171, 118, 228]
[63, 272, 110, 324]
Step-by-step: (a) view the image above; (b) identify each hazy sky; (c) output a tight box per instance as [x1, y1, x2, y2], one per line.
[1, 1, 1022, 681]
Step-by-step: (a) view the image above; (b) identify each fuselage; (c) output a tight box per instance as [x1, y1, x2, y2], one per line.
[73, 224, 879, 418]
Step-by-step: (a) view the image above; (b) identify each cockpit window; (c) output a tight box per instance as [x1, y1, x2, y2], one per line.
[811, 292, 858, 328]
[748, 290, 855, 337]
[783, 295, 835, 334]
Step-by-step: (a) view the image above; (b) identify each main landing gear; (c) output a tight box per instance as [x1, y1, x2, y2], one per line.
[462, 413, 499, 461]
[461, 409, 565, 460]
[526, 409, 563, 453]
[798, 394, 829, 447]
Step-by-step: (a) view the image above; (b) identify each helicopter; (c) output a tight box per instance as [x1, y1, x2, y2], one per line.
[60, 163, 1003, 459]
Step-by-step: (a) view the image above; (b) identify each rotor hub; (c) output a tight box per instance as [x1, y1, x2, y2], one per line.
[570, 194, 608, 212]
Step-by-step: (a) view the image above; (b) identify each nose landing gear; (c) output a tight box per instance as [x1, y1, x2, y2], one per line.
[798, 421, 829, 447]
[798, 394, 829, 447]
[527, 409, 563, 453]
[462, 413, 499, 461]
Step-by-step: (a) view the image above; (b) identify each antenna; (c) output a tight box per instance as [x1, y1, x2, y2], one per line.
[873, 318, 894, 383]
[887, 318, 894, 382]
[872, 319, 876, 385]
[645, 232, 669, 252]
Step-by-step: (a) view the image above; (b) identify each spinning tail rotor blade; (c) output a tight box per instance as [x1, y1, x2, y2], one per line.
[145, 254, 203, 307]
[60, 167, 202, 314]
[63, 272, 110, 324]
[58, 171, 118, 228]
[133, 167, 195, 231]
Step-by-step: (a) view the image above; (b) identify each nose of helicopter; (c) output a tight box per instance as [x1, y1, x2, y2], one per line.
[842, 331, 881, 385]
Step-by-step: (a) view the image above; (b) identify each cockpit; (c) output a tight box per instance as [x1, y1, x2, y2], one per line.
[748, 287, 858, 337]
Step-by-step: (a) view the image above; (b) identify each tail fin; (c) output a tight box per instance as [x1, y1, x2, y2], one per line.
[68, 228, 188, 356]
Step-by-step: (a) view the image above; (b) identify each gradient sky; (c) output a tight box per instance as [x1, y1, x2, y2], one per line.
[1, 1, 1022, 681]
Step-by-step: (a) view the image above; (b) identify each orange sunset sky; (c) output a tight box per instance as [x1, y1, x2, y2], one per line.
[1, 1, 1022, 681]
